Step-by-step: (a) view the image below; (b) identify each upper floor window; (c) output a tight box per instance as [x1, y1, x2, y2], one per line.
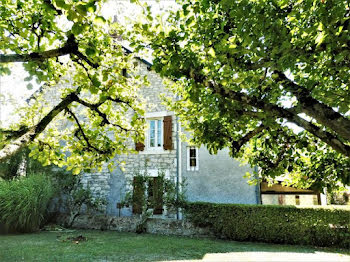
[148, 119, 163, 149]
[135, 113, 173, 152]
[187, 146, 199, 171]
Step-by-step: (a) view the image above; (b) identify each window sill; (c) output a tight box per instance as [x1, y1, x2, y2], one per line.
[139, 149, 173, 155]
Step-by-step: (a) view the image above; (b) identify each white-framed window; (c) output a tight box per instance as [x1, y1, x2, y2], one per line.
[187, 146, 199, 171]
[136, 111, 173, 154]
[148, 118, 163, 149]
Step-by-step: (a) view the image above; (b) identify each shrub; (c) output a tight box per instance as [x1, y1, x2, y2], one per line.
[183, 202, 350, 248]
[50, 170, 107, 228]
[0, 174, 54, 232]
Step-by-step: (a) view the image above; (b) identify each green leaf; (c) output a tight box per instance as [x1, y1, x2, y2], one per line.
[67, 10, 79, 21]
[315, 31, 326, 46]
[208, 48, 216, 58]
[55, 0, 66, 8]
[27, 83, 33, 90]
[85, 47, 97, 57]
[72, 168, 81, 175]
[76, 4, 87, 16]
[71, 23, 84, 35]
[86, 1, 97, 13]
[24, 76, 32, 81]
[94, 16, 106, 25]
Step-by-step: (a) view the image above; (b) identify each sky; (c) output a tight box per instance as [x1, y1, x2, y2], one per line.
[0, 0, 177, 127]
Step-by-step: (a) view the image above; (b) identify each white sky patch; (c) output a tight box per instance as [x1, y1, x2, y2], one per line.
[100, 0, 177, 25]
[0, 65, 39, 127]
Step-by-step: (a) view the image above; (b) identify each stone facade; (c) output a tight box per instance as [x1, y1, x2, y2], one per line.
[81, 61, 179, 217]
[25, 52, 259, 223]
[75, 59, 259, 217]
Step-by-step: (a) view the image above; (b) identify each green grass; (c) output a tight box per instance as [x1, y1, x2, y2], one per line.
[0, 230, 349, 261]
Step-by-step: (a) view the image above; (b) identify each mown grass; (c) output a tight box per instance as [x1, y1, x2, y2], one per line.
[0, 230, 349, 261]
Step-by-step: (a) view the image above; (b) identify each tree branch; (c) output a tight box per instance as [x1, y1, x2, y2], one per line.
[72, 96, 133, 132]
[0, 93, 77, 162]
[72, 50, 99, 69]
[181, 69, 350, 156]
[211, 83, 350, 157]
[0, 34, 98, 69]
[0, 35, 77, 63]
[65, 107, 110, 154]
[107, 97, 134, 110]
[229, 125, 266, 155]
[43, 0, 62, 15]
[274, 71, 350, 142]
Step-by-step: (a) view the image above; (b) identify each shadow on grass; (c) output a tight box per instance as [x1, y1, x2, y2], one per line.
[0, 230, 349, 262]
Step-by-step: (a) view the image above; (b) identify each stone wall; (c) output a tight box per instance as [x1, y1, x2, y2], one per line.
[81, 61, 178, 216]
[80, 171, 111, 205]
[69, 215, 213, 238]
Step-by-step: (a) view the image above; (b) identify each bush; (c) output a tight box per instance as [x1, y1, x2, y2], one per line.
[50, 170, 107, 228]
[0, 174, 54, 232]
[183, 202, 350, 248]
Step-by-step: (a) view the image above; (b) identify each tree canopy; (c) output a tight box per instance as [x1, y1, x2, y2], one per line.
[1, 0, 349, 190]
[0, 0, 145, 174]
[134, 0, 350, 190]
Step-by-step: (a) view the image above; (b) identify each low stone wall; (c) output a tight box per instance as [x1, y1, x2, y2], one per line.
[65, 215, 213, 238]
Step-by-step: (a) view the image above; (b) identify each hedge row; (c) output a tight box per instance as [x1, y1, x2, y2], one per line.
[183, 202, 350, 248]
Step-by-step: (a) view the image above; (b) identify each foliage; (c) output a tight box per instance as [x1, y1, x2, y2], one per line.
[0, 0, 146, 174]
[328, 190, 350, 206]
[0, 147, 106, 229]
[121, 166, 186, 233]
[0, 147, 28, 180]
[132, 0, 350, 190]
[0, 173, 54, 232]
[184, 202, 350, 248]
[0, 146, 54, 180]
[52, 170, 107, 228]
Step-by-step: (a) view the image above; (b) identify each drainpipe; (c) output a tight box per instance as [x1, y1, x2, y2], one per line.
[176, 114, 182, 219]
[254, 165, 261, 204]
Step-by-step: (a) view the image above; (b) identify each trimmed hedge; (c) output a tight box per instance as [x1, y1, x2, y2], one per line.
[0, 174, 54, 232]
[183, 202, 350, 248]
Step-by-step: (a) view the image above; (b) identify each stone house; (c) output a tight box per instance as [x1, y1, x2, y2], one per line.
[80, 53, 260, 218]
[27, 50, 324, 218]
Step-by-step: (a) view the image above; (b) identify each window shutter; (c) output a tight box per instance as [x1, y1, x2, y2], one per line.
[163, 116, 173, 150]
[132, 176, 144, 214]
[152, 177, 163, 215]
[135, 142, 145, 151]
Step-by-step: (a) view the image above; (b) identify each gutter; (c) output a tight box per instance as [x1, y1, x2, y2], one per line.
[176, 114, 182, 219]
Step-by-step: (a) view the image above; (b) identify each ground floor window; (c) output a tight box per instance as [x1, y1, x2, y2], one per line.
[132, 176, 163, 215]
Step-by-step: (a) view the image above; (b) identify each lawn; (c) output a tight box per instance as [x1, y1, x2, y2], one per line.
[0, 230, 349, 262]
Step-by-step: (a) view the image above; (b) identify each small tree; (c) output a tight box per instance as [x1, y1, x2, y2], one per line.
[51, 171, 107, 228]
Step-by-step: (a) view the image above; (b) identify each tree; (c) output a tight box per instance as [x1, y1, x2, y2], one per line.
[0, 0, 146, 174]
[134, 0, 350, 190]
